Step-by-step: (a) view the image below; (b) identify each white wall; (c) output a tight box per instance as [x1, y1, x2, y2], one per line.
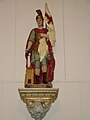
[0, 0, 90, 120]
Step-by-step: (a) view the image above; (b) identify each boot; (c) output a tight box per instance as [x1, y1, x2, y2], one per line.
[43, 72, 48, 84]
[35, 75, 39, 84]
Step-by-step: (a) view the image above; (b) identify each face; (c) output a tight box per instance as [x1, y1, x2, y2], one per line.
[36, 18, 43, 27]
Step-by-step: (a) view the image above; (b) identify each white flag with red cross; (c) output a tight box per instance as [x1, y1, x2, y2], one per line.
[45, 3, 56, 47]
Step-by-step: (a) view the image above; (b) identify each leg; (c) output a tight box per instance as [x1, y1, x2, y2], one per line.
[42, 65, 47, 73]
[42, 58, 48, 84]
[33, 52, 41, 84]
[35, 60, 40, 84]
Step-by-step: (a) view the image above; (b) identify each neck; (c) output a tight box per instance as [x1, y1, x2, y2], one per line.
[38, 26, 43, 29]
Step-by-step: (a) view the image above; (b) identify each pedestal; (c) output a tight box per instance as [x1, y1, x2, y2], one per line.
[18, 88, 59, 120]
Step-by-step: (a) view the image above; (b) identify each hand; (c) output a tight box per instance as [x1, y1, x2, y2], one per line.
[39, 33, 49, 38]
[25, 49, 29, 53]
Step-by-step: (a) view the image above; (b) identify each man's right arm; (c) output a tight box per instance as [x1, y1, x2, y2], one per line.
[25, 29, 35, 53]
[25, 41, 33, 53]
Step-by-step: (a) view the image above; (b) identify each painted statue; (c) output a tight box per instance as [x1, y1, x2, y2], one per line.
[25, 3, 56, 87]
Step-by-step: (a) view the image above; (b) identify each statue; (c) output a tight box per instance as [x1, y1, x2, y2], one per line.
[18, 4, 59, 120]
[25, 3, 56, 87]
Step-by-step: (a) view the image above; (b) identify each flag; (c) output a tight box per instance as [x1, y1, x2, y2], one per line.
[45, 3, 56, 47]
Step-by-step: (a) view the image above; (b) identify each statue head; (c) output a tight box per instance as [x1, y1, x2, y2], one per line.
[36, 9, 44, 27]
